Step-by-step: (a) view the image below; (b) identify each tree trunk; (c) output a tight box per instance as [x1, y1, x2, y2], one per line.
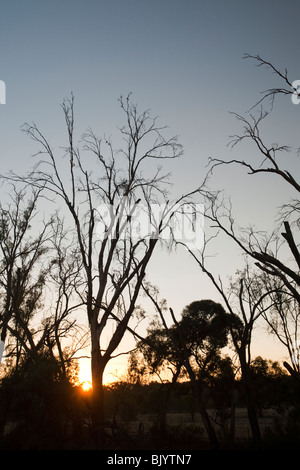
[228, 386, 238, 447]
[243, 381, 262, 446]
[168, 307, 219, 449]
[239, 355, 262, 446]
[186, 363, 219, 449]
[90, 322, 106, 443]
[194, 383, 219, 450]
[158, 369, 180, 440]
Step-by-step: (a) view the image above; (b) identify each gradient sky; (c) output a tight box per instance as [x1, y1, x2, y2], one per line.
[1, 0, 300, 381]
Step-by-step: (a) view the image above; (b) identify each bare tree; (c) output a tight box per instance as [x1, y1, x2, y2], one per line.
[45, 214, 89, 377]
[205, 55, 300, 305]
[242, 53, 300, 110]
[3, 94, 200, 435]
[173, 54, 300, 442]
[0, 187, 50, 366]
[0, 187, 85, 378]
[180, 225, 267, 445]
[200, 56, 300, 380]
[259, 273, 300, 379]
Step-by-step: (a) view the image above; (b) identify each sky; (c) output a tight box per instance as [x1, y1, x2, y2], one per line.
[1, 0, 300, 383]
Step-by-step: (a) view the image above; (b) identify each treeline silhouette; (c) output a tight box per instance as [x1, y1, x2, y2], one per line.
[0, 352, 299, 450]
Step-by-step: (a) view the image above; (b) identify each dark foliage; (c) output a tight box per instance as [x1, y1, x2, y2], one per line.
[0, 354, 298, 449]
[0, 355, 89, 449]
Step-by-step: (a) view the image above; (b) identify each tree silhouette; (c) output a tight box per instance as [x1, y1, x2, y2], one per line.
[0, 187, 86, 375]
[2, 94, 202, 439]
[132, 292, 231, 449]
[204, 55, 300, 324]
[0, 187, 50, 365]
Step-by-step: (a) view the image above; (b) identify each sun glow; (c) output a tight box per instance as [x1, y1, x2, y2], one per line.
[81, 380, 92, 392]
[78, 356, 126, 388]
[78, 358, 92, 387]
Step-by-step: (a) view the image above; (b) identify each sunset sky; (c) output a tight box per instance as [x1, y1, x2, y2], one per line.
[1, 0, 300, 382]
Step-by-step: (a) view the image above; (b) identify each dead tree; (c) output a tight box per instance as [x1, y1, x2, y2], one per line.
[3, 93, 201, 437]
[203, 54, 300, 378]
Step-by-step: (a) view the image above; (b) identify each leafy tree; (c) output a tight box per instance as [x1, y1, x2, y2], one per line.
[131, 297, 231, 449]
[248, 357, 291, 420]
[179, 299, 229, 376]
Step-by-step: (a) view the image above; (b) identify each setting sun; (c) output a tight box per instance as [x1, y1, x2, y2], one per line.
[81, 381, 92, 392]
[78, 356, 126, 388]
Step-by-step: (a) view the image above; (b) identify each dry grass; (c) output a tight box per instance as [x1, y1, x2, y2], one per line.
[122, 408, 283, 443]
